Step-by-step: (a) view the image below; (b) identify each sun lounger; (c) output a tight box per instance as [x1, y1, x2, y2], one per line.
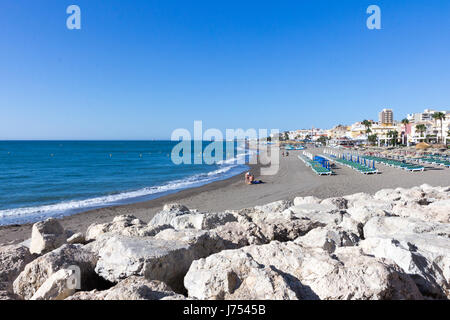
[323, 155, 378, 175]
[298, 155, 333, 176]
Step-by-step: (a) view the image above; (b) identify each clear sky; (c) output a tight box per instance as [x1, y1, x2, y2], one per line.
[1, 0, 450, 140]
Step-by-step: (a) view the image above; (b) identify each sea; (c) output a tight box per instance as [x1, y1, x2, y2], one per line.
[0, 141, 251, 226]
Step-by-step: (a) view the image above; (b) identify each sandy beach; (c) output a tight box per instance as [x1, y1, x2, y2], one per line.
[1, 147, 449, 245]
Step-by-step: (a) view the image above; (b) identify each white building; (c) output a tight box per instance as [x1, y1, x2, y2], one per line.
[407, 109, 444, 123]
[406, 109, 449, 144]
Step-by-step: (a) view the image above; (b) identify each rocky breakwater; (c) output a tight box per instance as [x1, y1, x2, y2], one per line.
[0, 185, 448, 300]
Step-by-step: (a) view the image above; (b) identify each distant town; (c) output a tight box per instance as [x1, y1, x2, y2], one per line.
[273, 108, 449, 147]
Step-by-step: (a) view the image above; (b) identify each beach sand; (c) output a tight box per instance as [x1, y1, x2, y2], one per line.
[1, 147, 449, 245]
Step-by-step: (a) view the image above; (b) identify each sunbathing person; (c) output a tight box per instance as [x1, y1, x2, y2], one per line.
[245, 172, 251, 184]
[248, 174, 263, 185]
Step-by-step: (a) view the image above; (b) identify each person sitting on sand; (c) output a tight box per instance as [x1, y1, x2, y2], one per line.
[247, 173, 263, 185]
[245, 172, 251, 184]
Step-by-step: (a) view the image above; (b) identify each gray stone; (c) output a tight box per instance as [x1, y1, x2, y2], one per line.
[30, 218, 67, 254]
[13, 244, 99, 300]
[95, 230, 227, 292]
[30, 269, 76, 300]
[66, 233, 86, 245]
[185, 241, 422, 300]
[0, 244, 35, 292]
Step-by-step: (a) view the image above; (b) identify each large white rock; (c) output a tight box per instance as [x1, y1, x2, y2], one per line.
[363, 216, 450, 239]
[257, 218, 324, 242]
[95, 230, 227, 292]
[362, 214, 450, 299]
[345, 198, 394, 224]
[163, 203, 190, 213]
[66, 233, 86, 245]
[373, 189, 402, 202]
[425, 199, 450, 223]
[288, 203, 344, 225]
[392, 200, 450, 224]
[360, 237, 449, 299]
[30, 269, 76, 300]
[293, 196, 321, 206]
[0, 244, 35, 292]
[170, 213, 204, 230]
[338, 216, 364, 239]
[294, 226, 359, 253]
[13, 244, 99, 300]
[30, 218, 67, 255]
[66, 276, 181, 300]
[238, 207, 292, 225]
[185, 250, 302, 300]
[343, 192, 373, 207]
[85, 215, 160, 241]
[148, 204, 191, 227]
[170, 211, 237, 230]
[254, 200, 294, 214]
[185, 242, 422, 300]
[346, 207, 390, 225]
[213, 221, 268, 247]
[320, 197, 349, 210]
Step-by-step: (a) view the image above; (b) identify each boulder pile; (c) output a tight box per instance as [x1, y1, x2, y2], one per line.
[1, 184, 448, 300]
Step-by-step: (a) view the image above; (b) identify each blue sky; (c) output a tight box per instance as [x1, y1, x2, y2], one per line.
[1, 0, 450, 139]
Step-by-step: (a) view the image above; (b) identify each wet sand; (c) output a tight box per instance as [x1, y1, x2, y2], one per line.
[1, 147, 449, 245]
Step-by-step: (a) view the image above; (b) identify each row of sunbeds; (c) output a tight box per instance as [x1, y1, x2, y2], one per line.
[325, 156, 379, 175]
[362, 156, 425, 172]
[415, 156, 450, 168]
[298, 155, 333, 176]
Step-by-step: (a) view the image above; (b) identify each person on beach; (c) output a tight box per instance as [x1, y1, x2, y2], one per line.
[245, 172, 250, 184]
[245, 172, 263, 185]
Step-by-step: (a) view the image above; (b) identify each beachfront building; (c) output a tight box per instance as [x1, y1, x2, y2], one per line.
[408, 121, 438, 144]
[406, 109, 450, 144]
[406, 108, 445, 123]
[379, 109, 394, 125]
[370, 122, 402, 146]
[283, 128, 328, 141]
[326, 125, 350, 139]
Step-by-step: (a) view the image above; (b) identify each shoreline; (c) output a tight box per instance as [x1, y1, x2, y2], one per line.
[0, 160, 262, 245]
[1, 147, 449, 245]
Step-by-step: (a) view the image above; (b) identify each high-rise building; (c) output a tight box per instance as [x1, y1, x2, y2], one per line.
[378, 109, 394, 125]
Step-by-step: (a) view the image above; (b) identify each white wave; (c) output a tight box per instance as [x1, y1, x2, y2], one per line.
[0, 162, 248, 225]
[215, 149, 256, 165]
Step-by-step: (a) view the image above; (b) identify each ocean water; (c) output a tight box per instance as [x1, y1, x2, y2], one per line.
[0, 141, 250, 226]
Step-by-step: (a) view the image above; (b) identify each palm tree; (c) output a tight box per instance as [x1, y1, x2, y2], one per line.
[416, 124, 427, 142]
[401, 118, 409, 145]
[432, 112, 446, 143]
[362, 120, 372, 134]
[387, 130, 398, 146]
[368, 134, 378, 145]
